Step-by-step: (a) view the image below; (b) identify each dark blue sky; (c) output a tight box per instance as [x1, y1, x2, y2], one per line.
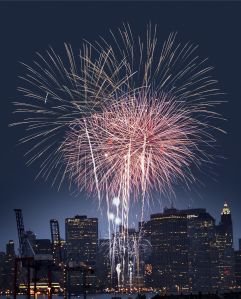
[0, 1, 241, 252]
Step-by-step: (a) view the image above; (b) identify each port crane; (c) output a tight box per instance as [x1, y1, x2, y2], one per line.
[14, 209, 54, 299]
[14, 209, 94, 299]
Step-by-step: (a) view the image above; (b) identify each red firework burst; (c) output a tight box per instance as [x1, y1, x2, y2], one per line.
[11, 24, 224, 199]
[62, 91, 212, 198]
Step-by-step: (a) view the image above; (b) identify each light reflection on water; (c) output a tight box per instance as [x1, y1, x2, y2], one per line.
[0, 294, 156, 299]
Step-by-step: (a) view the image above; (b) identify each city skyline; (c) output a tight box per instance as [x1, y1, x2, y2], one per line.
[1, 203, 240, 293]
[1, 202, 240, 252]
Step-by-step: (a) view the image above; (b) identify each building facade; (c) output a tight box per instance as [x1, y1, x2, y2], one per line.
[65, 215, 98, 294]
[150, 208, 189, 293]
[234, 249, 241, 289]
[186, 209, 218, 293]
[96, 239, 112, 290]
[0, 241, 15, 292]
[215, 203, 235, 292]
[147, 205, 235, 294]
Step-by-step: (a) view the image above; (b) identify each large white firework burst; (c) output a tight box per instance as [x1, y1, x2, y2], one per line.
[12, 24, 223, 197]
[11, 24, 224, 286]
[62, 90, 217, 199]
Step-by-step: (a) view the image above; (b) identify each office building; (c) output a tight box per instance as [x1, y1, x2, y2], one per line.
[234, 249, 241, 288]
[215, 203, 235, 291]
[65, 215, 98, 294]
[186, 209, 218, 293]
[3, 241, 15, 291]
[65, 215, 98, 265]
[150, 208, 189, 293]
[96, 239, 112, 290]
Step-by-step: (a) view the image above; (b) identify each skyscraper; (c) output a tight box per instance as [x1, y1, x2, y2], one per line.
[50, 219, 62, 264]
[186, 209, 217, 293]
[65, 215, 98, 266]
[96, 239, 112, 290]
[215, 203, 235, 291]
[149, 207, 225, 293]
[234, 248, 241, 288]
[65, 215, 98, 294]
[4, 240, 15, 291]
[150, 208, 189, 293]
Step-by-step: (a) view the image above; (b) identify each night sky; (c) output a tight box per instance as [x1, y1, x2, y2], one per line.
[1, 1, 241, 252]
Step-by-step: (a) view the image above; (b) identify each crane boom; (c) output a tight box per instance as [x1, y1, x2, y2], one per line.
[14, 209, 28, 257]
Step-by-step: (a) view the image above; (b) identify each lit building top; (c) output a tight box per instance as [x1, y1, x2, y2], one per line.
[221, 202, 231, 215]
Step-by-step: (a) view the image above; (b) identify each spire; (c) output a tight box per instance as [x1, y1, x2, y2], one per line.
[221, 202, 231, 215]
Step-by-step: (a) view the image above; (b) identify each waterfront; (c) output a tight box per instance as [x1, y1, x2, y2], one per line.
[0, 295, 156, 299]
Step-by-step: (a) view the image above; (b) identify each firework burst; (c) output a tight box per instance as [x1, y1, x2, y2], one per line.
[11, 24, 224, 287]
[11, 25, 223, 192]
[62, 91, 216, 199]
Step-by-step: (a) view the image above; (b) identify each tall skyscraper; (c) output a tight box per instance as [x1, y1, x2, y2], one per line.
[150, 208, 189, 293]
[96, 239, 112, 290]
[186, 209, 218, 293]
[215, 203, 235, 291]
[4, 240, 15, 291]
[65, 215, 98, 266]
[149, 207, 225, 293]
[65, 215, 98, 294]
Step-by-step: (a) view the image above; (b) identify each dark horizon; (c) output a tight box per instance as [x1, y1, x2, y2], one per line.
[1, 1, 241, 252]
